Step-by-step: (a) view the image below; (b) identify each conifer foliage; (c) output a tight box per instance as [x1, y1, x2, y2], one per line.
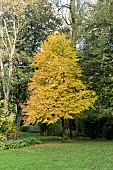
[23, 33, 97, 125]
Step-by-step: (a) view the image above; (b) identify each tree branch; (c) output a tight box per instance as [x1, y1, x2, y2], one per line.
[0, 59, 7, 98]
[3, 18, 12, 49]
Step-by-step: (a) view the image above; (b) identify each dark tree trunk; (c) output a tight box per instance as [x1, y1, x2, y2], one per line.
[76, 117, 79, 136]
[69, 119, 73, 137]
[16, 113, 21, 137]
[61, 118, 66, 141]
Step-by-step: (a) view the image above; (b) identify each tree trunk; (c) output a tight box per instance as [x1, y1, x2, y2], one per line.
[15, 104, 21, 137]
[4, 97, 9, 115]
[69, 0, 79, 42]
[0, 8, 17, 115]
[0, 59, 9, 115]
[0, 52, 13, 115]
[61, 118, 66, 141]
[76, 117, 79, 136]
[69, 119, 73, 137]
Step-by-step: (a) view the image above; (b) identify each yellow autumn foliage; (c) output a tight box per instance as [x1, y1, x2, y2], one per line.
[23, 33, 97, 125]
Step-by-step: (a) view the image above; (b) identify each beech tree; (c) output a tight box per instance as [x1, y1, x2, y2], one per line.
[23, 33, 97, 132]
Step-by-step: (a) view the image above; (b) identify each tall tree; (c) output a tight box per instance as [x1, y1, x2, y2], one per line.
[52, 0, 88, 41]
[79, 0, 113, 117]
[0, 0, 62, 114]
[14, 0, 63, 133]
[23, 33, 96, 131]
[17, 0, 63, 56]
[0, 0, 27, 114]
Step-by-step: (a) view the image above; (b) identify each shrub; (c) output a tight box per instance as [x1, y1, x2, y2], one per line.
[38, 121, 62, 136]
[21, 125, 39, 133]
[48, 120, 62, 136]
[0, 142, 5, 151]
[0, 133, 7, 141]
[29, 125, 39, 133]
[0, 137, 41, 150]
[20, 126, 30, 132]
[0, 115, 16, 140]
[104, 123, 113, 140]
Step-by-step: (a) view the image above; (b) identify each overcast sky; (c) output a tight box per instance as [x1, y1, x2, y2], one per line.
[61, 0, 97, 4]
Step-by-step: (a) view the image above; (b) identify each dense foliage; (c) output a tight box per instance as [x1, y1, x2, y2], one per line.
[23, 33, 96, 125]
[0, 0, 63, 135]
[0, 137, 41, 150]
[1, 0, 113, 138]
[79, 0, 113, 118]
[0, 100, 16, 140]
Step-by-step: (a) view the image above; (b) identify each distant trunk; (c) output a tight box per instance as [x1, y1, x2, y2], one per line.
[4, 98, 9, 115]
[17, 115, 21, 136]
[69, 0, 81, 42]
[15, 104, 21, 137]
[69, 119, 73, 137]
[76, 117, 79, 136]
[61, 118, 66, 141]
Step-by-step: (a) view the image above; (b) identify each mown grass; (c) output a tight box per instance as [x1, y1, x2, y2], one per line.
[0, 133, 113, 170]
[21, 132, 62, 143]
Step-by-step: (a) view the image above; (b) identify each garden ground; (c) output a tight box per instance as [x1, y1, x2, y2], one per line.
[0, 133, 113, 170]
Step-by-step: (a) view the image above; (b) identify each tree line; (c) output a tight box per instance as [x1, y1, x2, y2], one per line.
[0, 0, 113, 139]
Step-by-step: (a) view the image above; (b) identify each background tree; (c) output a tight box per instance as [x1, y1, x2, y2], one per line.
[79, 0, 113, 118]
[17, 0, 63, 56]
[23, 33, 97, 137]
[0, 0, 63, 134]
[53, 0, 113, 135]
[52, 0, 89, 41]
[0, 0, 27, 114]
[14, 0, 63, 134]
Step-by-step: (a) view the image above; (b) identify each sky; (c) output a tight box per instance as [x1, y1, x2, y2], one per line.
[61, 0, 97, 4]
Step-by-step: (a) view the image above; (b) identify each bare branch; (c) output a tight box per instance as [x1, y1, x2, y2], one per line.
[78, 0, 87, 15]
[63, 16, 71, 26]
[13, 19, 17, 44]
[58, 4, 70, 11]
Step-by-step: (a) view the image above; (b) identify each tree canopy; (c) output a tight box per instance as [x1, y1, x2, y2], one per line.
[23, 33, 97, 125]
[79, 0, 113, 117]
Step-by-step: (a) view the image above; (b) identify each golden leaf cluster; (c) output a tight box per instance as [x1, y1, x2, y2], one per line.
[23, 33, 97, 125]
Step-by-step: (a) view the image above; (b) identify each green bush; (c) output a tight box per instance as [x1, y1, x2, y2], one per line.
[0, 115, 16, 140]
[0, 137, 41, 150]
[104, 123, 113, 140]
[29, 125, 39, 133]
[0, 142, 5, 151]
[38, 120, 62, 136]
[0, 133, 7, 141]
[21, 125, 39, 133]
[48, 120, 62, 136]
[20, 126, 30, 132]
[0, 100, 16, 140]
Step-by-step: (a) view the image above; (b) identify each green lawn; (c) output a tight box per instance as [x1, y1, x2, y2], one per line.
[0, 134, 113, 170]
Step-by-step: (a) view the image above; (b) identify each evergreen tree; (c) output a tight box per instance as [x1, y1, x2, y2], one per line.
[79, 0, 113, 116]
